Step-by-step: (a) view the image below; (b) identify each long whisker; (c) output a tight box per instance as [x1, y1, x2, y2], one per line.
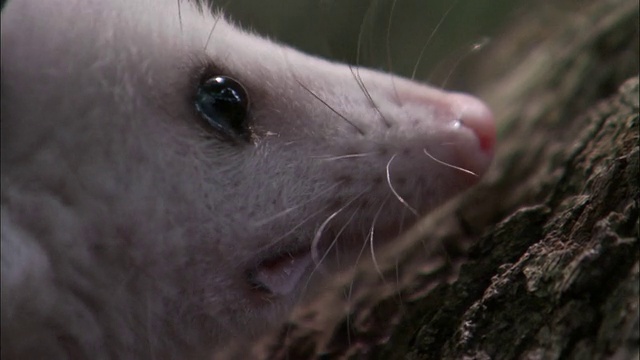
[351, 1, 392, 127]
[256, 202, 334, 254]
[423, 148, 477, 176]
[344, 284, 352, 346]
[311, 153, 375, 161]
[310, 210, 344, 266]
[343, 223, 372, 347]
[311, 206, 360, 279]
[395, 256, 402, 302]
[177, 0, 183, 32]
[295, 204, 360, 348]
[368, 196, 390, 280]
[251, 183, 339, 227]
[354, 0, 375, 69]
[349, 65, 392, 128]
[310, 192, 364, 266]
[410, 0, 459, 80]
[280, 50, 366, 136]
[385, 0, 400, 100]
[296, 201, 363, 305]
[346, 194, 390, 302]
[204, 13, 223, 52]
[439, 37, 490, 89]
[294, 78, 366, 135]
[386, 154, 419, 216]
[346, 226, 374, 311]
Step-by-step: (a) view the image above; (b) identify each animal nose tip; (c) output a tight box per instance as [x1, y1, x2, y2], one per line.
[449, 93, 496, 154]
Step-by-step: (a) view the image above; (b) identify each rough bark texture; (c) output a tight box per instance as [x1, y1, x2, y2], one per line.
[223, 0, 639, 358]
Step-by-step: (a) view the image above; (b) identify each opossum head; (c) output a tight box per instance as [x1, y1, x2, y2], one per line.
[1, 0, 494, 355]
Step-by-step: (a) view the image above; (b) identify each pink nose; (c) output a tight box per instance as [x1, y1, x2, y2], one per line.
[449, 93, 496, 154]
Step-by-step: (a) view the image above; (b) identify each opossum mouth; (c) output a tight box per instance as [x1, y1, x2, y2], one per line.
[244, 225, 400, 298]
[246, 246, 313, 297]
[245, 227, 362, 298]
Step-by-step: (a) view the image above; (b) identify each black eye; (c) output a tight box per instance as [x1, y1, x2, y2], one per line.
[195, 76, 250, 141]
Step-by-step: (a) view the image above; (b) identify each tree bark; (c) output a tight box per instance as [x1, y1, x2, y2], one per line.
[224, 0, 639, 358]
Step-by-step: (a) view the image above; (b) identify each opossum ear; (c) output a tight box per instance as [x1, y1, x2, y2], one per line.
[195, 76, 250, 142]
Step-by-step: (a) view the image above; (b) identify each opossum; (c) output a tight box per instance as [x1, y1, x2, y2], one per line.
[0, 0, 495, 358]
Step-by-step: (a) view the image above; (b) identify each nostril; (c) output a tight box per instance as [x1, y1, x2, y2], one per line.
[462, 112, 496, 153]
[449, 93, 496, 153]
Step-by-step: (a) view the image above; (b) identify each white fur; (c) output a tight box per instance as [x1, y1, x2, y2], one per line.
[1, 0, 493, 358]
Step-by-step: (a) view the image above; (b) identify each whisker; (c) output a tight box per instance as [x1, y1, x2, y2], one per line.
[386, 154, 419, 216]
[204, 13, 223, 52]
[410, 0, 459, 80]
[349, 65, 392, 128]
[423, 148, 477, 176]
[346, 227, 374, 312]
[312, 206, 360, 280]
[177, 0, 183, 32]
[354, 0, 375, 69]
[256, 202, 334, 253]
[346, 196, 392, 302]
[311, 209, 344, 267]
[385, 0, 401, 100]
[351, 2, 392, 126]
[440, 37, 490, 89]
[251, 183, 339, 227]
[300, 204, 360, 348]
[397, 203, 407, 237]
[310, 192, 364, 266]
[311, 153, 375, 161]
[368, 196, 390, 280]
[294, 78, 366, 135]
[395, 256, 402, 299]
[296, 202, 363, 305]
[344, 285, 352, 346]
[280, 50, 365, 136]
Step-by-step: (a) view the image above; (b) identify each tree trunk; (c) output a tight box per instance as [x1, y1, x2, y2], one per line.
[223, 0, 639, 358]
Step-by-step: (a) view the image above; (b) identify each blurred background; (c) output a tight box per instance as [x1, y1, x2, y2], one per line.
[217, 0, 526, 91]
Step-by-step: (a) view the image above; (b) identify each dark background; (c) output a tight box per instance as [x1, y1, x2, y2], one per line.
[218, 0, 526, 91]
